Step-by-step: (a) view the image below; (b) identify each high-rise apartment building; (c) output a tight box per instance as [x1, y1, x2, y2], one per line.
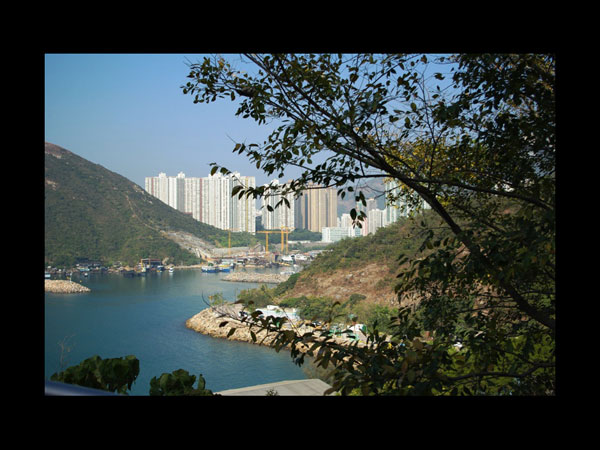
[294, 183, 337, 233]
[145, 172, 170, 206]
[384, 179, 430, 223]
[184, 177, 203, 222]
[144, 171, 256, 233]
[366, 197, 377, 212]
[231, 173, 256, 233]
[168, 172, 186, 212]
[367, 208, 386, 235]
[261, 180, 295, 230]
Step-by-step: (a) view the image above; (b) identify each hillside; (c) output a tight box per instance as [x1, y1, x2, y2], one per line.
[44, 142, 256, 267]
[278, 209, 448, 308]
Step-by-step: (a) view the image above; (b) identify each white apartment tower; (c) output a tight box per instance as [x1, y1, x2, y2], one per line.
[144, 172, 170, 206]
[231, 173, 256, 233]
[384, 179, 430, 222]
[184, 177, 203, 222]
[168, 172, 186, 212]
[145, 171, 256, 233]
[261, 180, 295, 231]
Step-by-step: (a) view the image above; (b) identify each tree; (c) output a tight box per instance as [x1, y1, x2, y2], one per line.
[50, 355, 140, 395]
[182, 53, 555, 395]
[51, 355, 217, 396]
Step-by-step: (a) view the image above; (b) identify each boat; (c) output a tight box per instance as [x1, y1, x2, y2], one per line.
[201, 263, 218, 273]
[217, 263, 231, 272]
[168, 267, 174, 273]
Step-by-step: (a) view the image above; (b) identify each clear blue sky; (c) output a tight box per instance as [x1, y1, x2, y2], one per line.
[45, 53, 455, 193]
[45, 53, 293, 188]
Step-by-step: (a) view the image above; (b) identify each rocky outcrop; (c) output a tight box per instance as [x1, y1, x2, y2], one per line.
[222, 272, 290, 284]
[185, 304, 366, 353]
[185, 305, 285, 347]
[45, 280, 91, 294]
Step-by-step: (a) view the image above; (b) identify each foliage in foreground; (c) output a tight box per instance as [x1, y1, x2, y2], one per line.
[50, 355, 140, 395]
[182, 53, 555, 395]
[50, 355, 216, 396]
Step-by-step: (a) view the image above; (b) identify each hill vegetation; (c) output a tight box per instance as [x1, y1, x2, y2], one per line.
[44, 142, 256, 267]
[234, 209, 450, 333]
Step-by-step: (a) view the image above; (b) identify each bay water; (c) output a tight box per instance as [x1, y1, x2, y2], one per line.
[44, 268, 308, 395]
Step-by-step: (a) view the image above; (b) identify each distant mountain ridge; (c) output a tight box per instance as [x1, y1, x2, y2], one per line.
[44, 142, 253, 267]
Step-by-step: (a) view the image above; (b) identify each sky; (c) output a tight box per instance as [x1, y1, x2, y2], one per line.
[44, 53, 297, 189]
[44, 53, 456, 198]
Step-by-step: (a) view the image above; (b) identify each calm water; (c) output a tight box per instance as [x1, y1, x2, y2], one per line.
[44, 268, 308, 395]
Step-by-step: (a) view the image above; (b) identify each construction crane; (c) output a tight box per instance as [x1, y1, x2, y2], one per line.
[227, 229, 231, 256]
[258, 227, 294, 254]
[280, 226, 293, 254]
[256, 230, 277, 254]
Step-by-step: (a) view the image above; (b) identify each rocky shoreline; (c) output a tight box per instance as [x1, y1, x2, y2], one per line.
[221, 272, 290, 284]
[45, 279, 91, 294]
[186, 305, 286, 348]
[185, 304, 365, 354]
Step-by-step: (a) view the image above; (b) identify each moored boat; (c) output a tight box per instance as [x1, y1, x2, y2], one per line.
[217, 263, 231, 272]
[201, 263, 218, 273]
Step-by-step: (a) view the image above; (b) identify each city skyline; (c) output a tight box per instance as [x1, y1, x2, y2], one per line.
[144, 169, 428, 242]
[145, 170, 256, 233]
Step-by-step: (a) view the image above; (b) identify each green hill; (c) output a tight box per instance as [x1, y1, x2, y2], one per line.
[44, 142, 256, 267]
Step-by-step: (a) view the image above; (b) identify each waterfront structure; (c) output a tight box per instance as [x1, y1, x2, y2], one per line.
[261, 180, 295, 231]
[322, 226, 359, 243]
[294, 183, 337, 233]
[144, 171, 256, 233]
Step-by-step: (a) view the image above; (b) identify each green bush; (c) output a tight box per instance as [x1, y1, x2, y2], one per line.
[50, 355, 217, 396]
[149, 369, 215, 396]
[50, 355, 140, 395]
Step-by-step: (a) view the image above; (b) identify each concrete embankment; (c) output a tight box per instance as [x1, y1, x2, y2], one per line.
[221, 272, 290, 284]
[45, 280, 91, 294]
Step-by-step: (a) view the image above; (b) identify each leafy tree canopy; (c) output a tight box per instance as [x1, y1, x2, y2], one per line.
[182, 53, 555, 395]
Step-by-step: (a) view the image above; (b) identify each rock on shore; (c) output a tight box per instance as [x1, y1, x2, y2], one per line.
[45, 279, 91, 294]
[185, 304, 364, 353]
[221, 272, 290, 284]
[185, 305, 284, 348]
